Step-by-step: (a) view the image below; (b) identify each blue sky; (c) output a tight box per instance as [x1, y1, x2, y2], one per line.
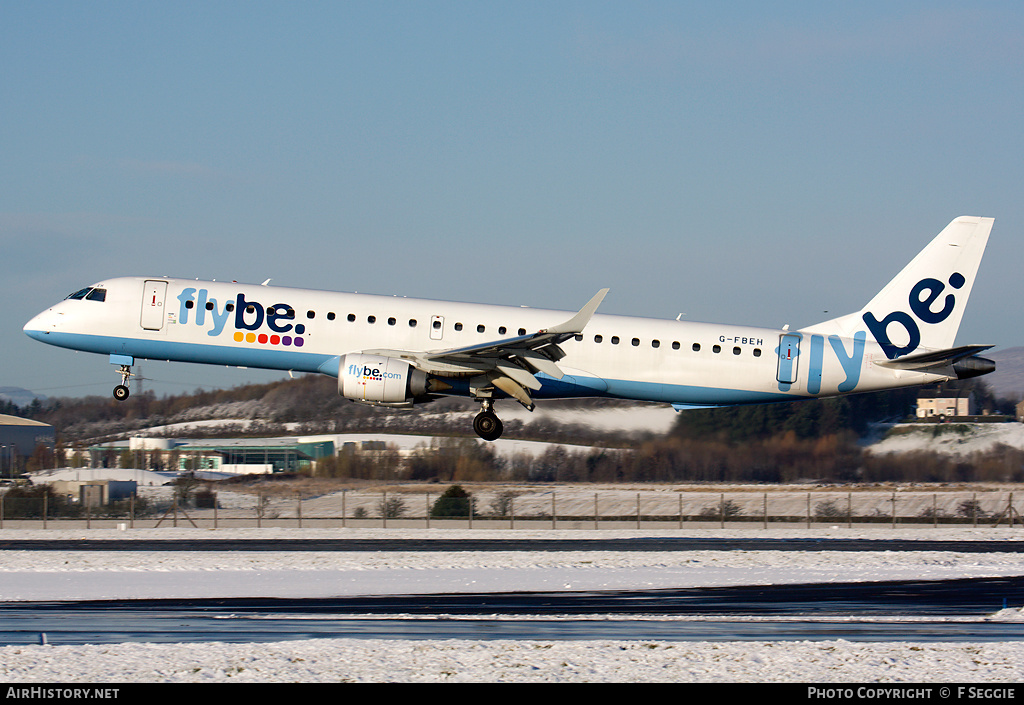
[3, 2, 1023, 399]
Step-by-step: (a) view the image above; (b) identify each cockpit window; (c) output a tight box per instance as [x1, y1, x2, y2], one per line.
[65, 287, 106, 302]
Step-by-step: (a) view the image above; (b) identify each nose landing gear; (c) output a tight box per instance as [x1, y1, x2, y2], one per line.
[113, 364, 132, 401]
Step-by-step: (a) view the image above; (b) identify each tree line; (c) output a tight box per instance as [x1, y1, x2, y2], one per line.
[9, 374, 1023, 483]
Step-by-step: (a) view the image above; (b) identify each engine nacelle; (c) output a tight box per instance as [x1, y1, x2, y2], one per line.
[338, 353, 429, 404]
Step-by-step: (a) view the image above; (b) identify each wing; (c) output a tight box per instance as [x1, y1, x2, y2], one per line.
[363, 288, 609, 408]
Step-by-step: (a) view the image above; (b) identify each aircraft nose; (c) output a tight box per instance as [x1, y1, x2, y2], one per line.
[24, 309, 58, 341]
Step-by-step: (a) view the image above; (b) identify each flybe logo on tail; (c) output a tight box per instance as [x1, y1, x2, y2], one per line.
[176, 288, 306, 347]
[862, 273, 965, 359]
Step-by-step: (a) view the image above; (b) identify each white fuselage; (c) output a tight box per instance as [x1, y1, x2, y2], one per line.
[24, 276, 943, 408]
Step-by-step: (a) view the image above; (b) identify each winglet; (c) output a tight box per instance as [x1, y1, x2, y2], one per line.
[541, 288, 609, 335]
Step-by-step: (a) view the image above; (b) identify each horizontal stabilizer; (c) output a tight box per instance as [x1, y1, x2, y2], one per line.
[875, 344, 995, 380]
[875, 344, 993, 369]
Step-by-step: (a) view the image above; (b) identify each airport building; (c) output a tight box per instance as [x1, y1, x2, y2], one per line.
[87, 435, 336, 476]
[0, 414, 55, 479]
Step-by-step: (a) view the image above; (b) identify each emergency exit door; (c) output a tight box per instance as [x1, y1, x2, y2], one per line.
[777, 333, 801, 385]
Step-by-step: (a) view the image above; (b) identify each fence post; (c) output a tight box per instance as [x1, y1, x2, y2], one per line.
[552, 491, 556, 529]
[425, 493, 430, 529]
[595, 493, 599, 530]
[763, 493, 767, 529]
[891, 492, 896, 529]
[806, 493, 811, 528]
[848, 492, 852, 529]
[510, 494, 514, 530]
[636, 493, 641, 529]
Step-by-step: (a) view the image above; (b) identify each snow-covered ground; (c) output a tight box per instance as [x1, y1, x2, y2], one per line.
[868, 422, 1024, 457]
[2, 526, 1024, 682]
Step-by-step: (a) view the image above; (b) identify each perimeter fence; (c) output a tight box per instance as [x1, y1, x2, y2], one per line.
[1, 487, 1023, 530]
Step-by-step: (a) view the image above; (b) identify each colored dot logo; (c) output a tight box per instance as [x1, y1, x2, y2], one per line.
[234, 331, 304, 347]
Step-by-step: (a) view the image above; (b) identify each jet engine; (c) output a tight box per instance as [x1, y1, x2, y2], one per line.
[338, 353, 430, 406]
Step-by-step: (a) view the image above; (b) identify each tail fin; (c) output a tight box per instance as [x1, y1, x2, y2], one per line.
[804, 216, 993, 359]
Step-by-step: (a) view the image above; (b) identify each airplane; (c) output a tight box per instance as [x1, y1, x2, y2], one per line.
[24, 216, 995, 441]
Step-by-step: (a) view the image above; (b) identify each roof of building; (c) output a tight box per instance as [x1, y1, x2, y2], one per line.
[0, 414, 52, 428]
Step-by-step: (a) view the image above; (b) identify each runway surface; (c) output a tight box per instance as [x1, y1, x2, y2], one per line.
[3, 577, 1023, 646]
[2, 537, 1023, 552]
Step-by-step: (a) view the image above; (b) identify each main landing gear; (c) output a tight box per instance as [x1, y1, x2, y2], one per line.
[473, 399, 503, 441]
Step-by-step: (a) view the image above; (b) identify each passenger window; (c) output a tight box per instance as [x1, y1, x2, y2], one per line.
[672, 341, 680, 350]
[753, 348, 762, 357]
[455, 322, 463, 331]
[477, 324, 485, 333]
[652, 340, 660, 348]
[347, 314, 356, 322]
[205, 302, 214, 310]
[433, 320, 442, 330]
[631, 338, 640, 346]
[692, 343, 701, 352]
[388, 317, 396, 326]
[611, 336, 620, 345]
[733, 347, 741, 355]
[368, 315, 376, 324]
[327, 312, 336, 321]
[713, 345, 721, 353]
[408, 319, 417, 327]
[594, 335, 603, 343]
[518, 328, 526, 336]
[499, 326, 507, 335]
[307, 311, 315, 319]
[185, 301, 195, 309]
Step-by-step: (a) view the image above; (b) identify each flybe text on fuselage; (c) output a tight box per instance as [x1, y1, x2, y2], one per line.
[175, 288, 307, 347]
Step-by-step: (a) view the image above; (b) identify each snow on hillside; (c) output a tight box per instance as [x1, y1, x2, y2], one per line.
[868, 422, 1024, 457]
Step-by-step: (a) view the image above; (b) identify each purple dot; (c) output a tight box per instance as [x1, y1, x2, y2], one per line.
[294, 337, 304, 347]
[282, 336, 292, 346]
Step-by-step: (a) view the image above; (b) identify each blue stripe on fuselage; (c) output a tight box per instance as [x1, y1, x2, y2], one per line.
[25, 330, 804, 407]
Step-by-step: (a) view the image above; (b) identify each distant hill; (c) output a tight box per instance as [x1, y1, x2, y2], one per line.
[0, 387, 46, 408]
[984, 347, 1024, 399]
